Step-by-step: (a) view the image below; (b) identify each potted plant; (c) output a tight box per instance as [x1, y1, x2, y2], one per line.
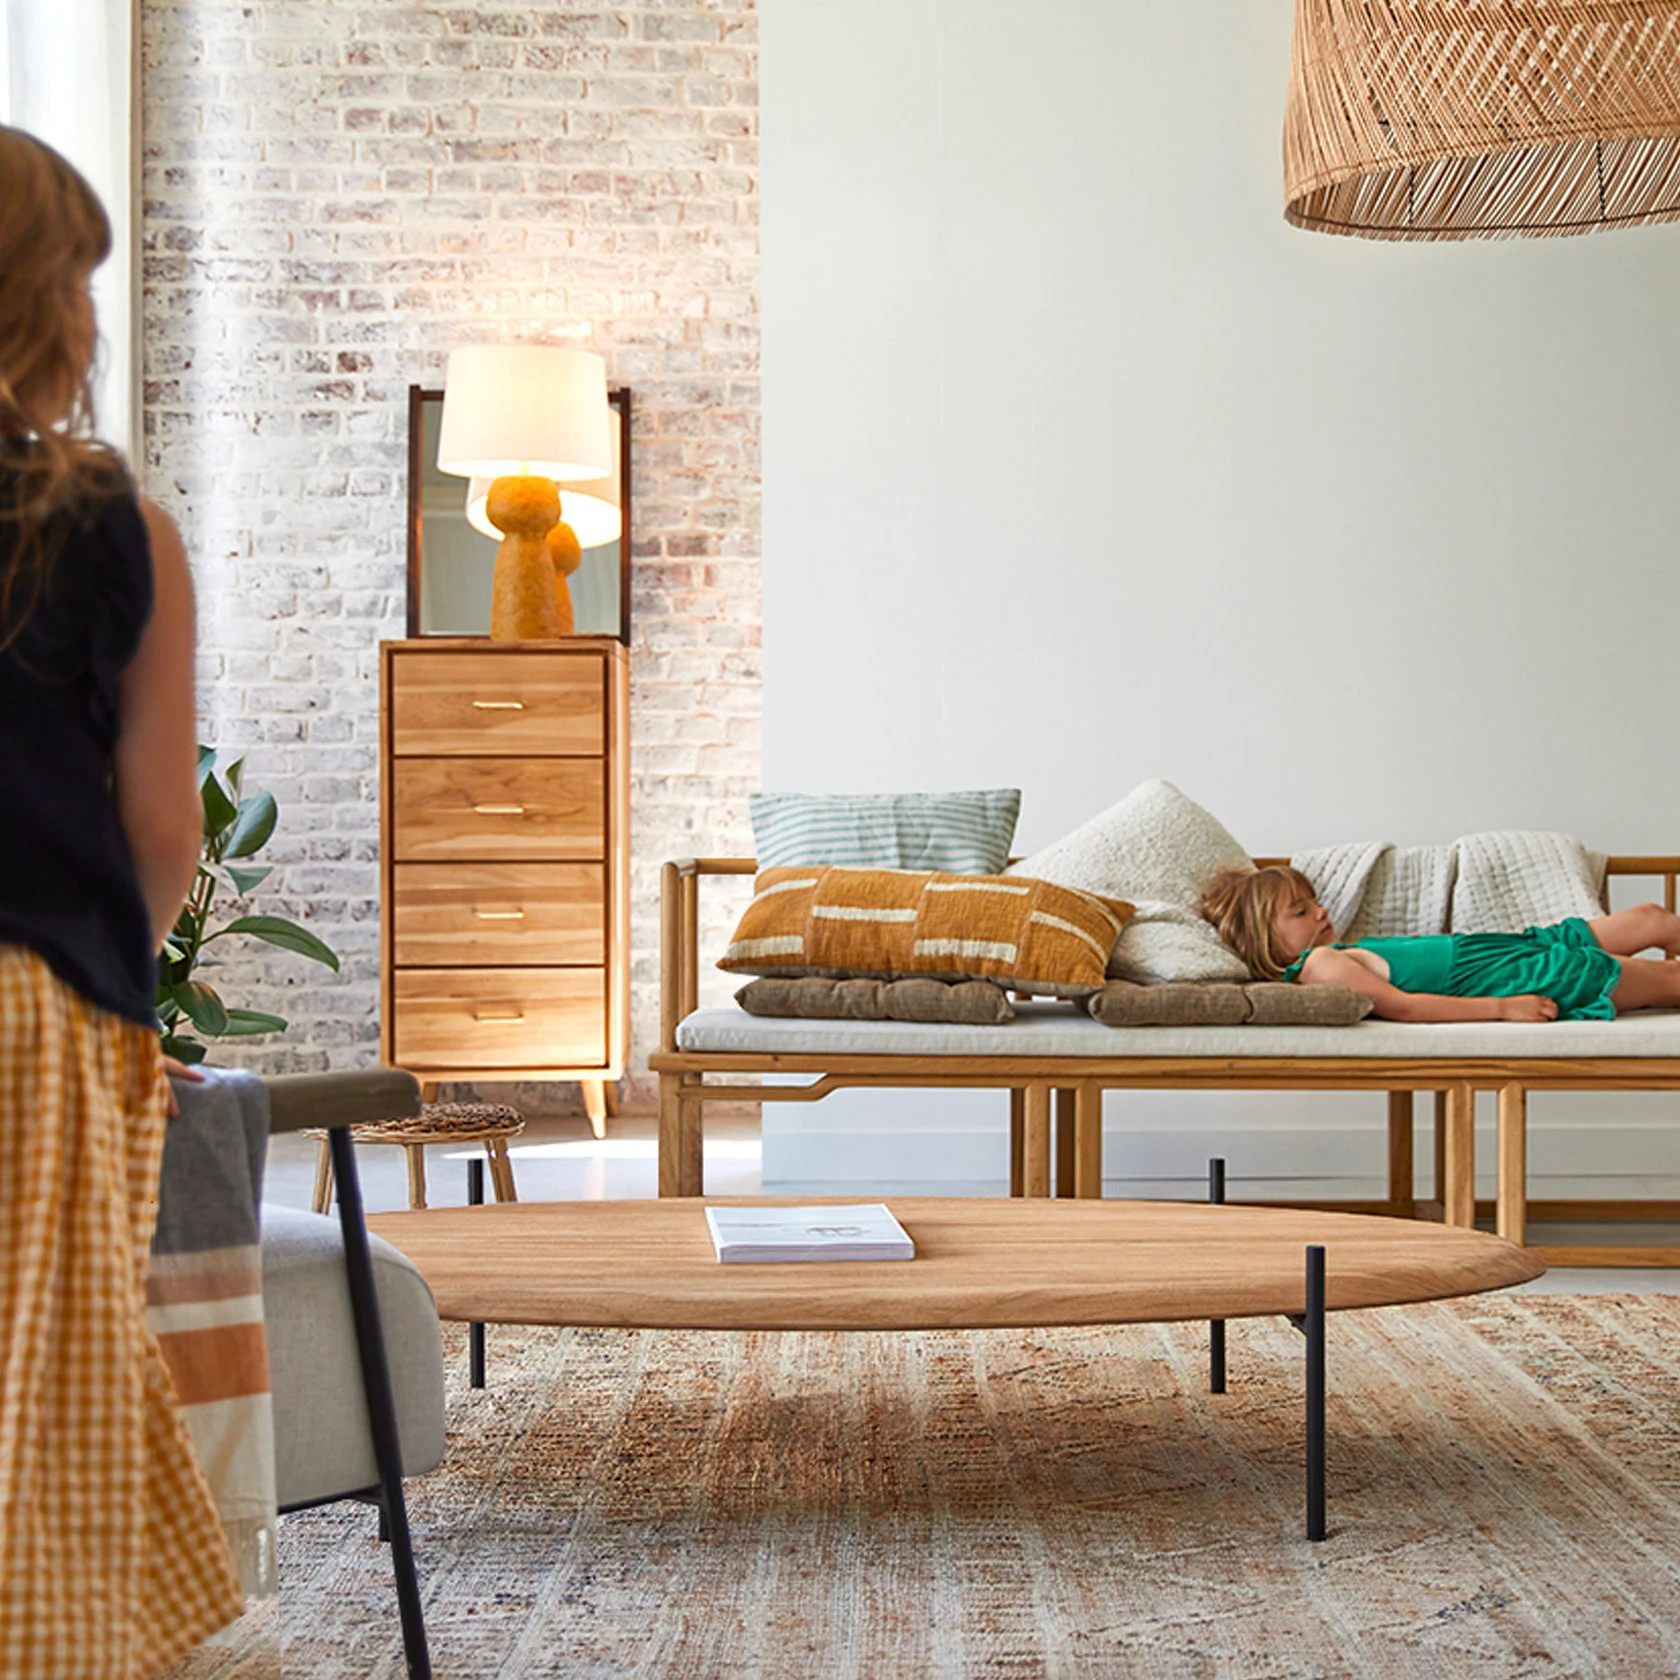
[156, 746, 341, 1064]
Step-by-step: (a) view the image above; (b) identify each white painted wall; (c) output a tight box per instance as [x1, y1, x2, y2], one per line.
[759, 0, 1680, 1196]
[5, 0, 136, 456]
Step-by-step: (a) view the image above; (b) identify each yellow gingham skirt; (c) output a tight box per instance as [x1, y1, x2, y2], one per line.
[0, 945, 243, 1677]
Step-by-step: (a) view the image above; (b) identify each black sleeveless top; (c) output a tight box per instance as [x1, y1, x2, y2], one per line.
[0, 484, 158, 1025]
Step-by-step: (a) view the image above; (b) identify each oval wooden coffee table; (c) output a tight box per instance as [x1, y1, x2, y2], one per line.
[368, 1197, 1543, 1539]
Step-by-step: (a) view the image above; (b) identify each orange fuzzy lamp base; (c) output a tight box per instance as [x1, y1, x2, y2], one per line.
[486, 475, 570, 641]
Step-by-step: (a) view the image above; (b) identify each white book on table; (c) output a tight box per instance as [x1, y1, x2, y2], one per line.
[705, 1204, 914, 1264]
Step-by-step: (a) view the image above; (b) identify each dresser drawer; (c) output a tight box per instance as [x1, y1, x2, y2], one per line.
[391, 758, 604, 862]
[389, 649, 605, 757]
[392, 968, 607, 1069]
[392, 863, 604, 966]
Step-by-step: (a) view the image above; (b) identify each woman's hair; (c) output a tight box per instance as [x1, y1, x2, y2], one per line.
[0, 124, 128, 647]
[1198, 865, 1321, 981]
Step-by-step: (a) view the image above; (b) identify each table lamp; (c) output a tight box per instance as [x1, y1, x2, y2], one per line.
[435, 345, 611, 640]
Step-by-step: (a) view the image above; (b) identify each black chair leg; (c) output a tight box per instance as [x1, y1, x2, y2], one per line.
[327, 1126, 433, 1680]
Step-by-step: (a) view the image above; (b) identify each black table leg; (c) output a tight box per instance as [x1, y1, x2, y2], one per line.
[1304, 1243, 1326, 1541]
[1208, 1157, 1226, 1394]
[468, 1157, 486, 1390]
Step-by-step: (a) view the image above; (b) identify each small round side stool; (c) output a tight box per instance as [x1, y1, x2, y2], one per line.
[310, 1101, 525, 1213]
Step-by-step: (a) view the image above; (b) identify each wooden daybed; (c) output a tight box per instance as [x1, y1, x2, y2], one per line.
[650, 856, 1680, 1268]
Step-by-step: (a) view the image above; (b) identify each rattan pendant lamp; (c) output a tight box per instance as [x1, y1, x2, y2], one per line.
[1283, 0, 1680, 239]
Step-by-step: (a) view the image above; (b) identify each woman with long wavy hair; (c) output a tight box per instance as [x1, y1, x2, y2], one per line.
[0, 126, 244, 1675]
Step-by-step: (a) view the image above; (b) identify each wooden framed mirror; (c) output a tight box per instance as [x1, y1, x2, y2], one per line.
[406, 384, 632, 641]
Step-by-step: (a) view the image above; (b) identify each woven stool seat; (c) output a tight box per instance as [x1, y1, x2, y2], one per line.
[307, 1101, 526, 1146]
[311, 1101, 525, 1213]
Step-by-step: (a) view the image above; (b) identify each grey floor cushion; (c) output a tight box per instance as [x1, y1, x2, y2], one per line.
[261, 1202, 447, 1510]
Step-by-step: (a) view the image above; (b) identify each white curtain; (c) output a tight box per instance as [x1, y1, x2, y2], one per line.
[2, 0, 137, 462]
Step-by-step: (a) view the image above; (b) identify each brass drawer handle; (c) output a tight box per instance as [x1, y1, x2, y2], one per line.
[473, 909, 526, 921]
[472, 700, 525, 710]
[474, 1010, 526, 1025]
[473, 803, 526, 815]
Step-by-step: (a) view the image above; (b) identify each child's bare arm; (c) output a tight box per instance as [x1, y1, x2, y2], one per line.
[1297, 948, 1558, 1024]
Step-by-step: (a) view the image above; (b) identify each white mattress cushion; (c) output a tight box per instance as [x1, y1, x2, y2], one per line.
[675, 1002, 1680, 1060]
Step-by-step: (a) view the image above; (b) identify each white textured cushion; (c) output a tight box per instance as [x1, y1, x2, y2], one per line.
[675, 1003, 1680, 1059]
[1010, 780, 1252, 983]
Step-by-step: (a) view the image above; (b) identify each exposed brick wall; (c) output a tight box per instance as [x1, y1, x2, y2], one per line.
[141, 0, 759, 1104]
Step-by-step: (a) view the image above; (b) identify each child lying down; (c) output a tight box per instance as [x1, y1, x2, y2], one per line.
[1199, 866, 1680, 1023]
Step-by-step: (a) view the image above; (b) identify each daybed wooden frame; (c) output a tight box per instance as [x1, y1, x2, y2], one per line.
[650, 856, 1680, 1268]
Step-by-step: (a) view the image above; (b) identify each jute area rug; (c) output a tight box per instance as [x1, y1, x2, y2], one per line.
[165, 1293, 1680, 1680]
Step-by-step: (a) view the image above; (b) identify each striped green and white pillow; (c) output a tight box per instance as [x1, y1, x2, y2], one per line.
[749, 789, 1021, 875]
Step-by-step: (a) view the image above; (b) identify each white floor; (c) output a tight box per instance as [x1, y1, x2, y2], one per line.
[263, 1103, 1680, 1296]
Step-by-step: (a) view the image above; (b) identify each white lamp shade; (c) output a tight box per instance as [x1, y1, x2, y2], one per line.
[435, 345, 611, 480]
[464, 402, 622, 547]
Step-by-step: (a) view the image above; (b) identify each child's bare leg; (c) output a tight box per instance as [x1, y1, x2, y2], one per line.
[1608, 956, 1680, 1013]
[1587, 903, 1680, 957]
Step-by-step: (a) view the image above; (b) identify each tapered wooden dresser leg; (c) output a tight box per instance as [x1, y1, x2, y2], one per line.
[581, 1079, 608, 1140]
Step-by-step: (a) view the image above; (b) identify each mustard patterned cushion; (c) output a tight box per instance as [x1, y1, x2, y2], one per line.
[719, 867, 1135, 998]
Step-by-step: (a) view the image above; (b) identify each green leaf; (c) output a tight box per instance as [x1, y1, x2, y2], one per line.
[201, 771, 237, 842]
[196, 744, 217, 783]
[225, 792, 277, 859]
[220, 1008, 288, 1037]
[213, 915, 340, 970]
[204, 862, 271, 898]
[225, 757, 245, 798]
[173, 980, 229, 1037]
[161, 1032, 207, 1064]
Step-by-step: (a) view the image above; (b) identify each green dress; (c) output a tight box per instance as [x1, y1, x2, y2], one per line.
[1281, 918, 1620, 1020]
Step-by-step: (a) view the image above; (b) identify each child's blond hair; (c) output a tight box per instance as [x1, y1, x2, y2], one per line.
[1198, 865, 1321, 981]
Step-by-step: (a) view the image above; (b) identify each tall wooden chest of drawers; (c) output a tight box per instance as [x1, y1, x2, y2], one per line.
[379, 638, 630, 1135]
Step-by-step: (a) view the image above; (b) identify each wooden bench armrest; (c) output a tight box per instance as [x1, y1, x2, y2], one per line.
[661, 857, 758, 1053]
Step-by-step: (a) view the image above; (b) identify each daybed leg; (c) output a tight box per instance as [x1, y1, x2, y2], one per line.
[1386, 1092, 1415, 1216]
[1208, 1157, 1226, 1395]
[1497, 1084, 1528, 1247]
[1022, 1084, 1052, 1198]
[680, 1080, 705, 1198]
[1431, 1091, 1448, 1216]
[1009, 1088, 1024, 1197]
[1074, 1082, 1102, 1199]
[1054, 1088, 1077, 1198]
[1443, 1083, 1476, 1228]
[658, 1074, 684, 1197]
